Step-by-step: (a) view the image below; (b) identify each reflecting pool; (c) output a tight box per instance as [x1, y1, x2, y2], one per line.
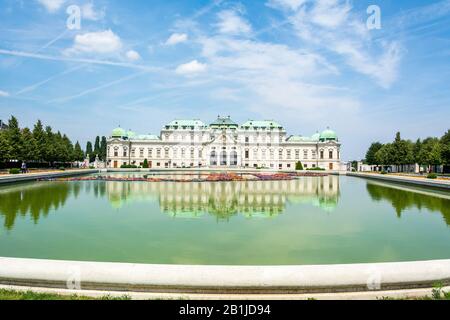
[0, 173, 449, 265]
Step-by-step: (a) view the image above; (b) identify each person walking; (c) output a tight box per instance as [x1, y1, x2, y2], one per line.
[21, 162, 27, 174]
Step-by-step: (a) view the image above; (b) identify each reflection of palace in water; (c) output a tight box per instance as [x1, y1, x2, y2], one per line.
[105, 175, 341, 220]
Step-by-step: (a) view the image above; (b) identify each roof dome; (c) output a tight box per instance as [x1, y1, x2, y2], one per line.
[112, 127, 126, 138]
[320, 128, 338, 141]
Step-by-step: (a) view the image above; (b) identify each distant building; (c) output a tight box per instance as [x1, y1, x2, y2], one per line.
[107, 116, 342, 170]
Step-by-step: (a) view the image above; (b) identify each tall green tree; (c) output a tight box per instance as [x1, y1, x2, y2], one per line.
[418, 138, 442, 172]
[441, 130, 450, 165]
[365, 142, 383, 165]
[100, 136, 107, 160]
[375, 143, 395, 166]
[44, 126, 56, 165]
[85, 141, 93, 160]
[73, 142, 84, 161]
[0, 129, 9, 162]
[5, 116, 23, 161]
[32, 120, 46, 162]
[94, 136, 101, 157]
[21, 128, 36, 162]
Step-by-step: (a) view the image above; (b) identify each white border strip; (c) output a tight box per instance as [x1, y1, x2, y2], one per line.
[1, 258, 449, 293]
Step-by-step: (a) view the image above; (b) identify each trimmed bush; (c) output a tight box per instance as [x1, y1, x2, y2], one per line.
[306, 167, 326, 171]
[142, 159, 149, 169]
[427, 173, 438, 179]
[380, 171, 388, 175]
[120, 165, 138, 169]
[59, 167, 66, 171]
[295, 162, 304, 171]
[9, 168, 20, 175]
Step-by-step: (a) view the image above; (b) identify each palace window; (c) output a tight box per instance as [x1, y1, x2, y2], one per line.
[262, 149, 266, 160]
[245, 136, 249, 143]
[198, 149, 203, 158]
[131, 149, 135, 157]
[312, 150, 317, 159]
[114, 149, 118, 157]
[295, 149, 300, 160]
[303, 150, 308, 160]
[140, 149, 144, 158]
[253, 149, 258, 159]
[173, 149, 178, 158]
[157, 149, 161, 158]
[123, 148, 127, 157]
[286, 150, 292, 160]
[279, 149, 283, 159]
[245, 150, 249, 159]
[190, 148, 195, 159]
[320, 150, 324, 159]
[329, 150, 333, 159]
[270, 149, 274, 160]
[148, 149, 153, 158]
[165, 148, 169, 158]
[181, 148, 186, 157]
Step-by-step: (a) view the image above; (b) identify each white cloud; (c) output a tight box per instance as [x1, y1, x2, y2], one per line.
[66, 30, 123, 55]
[216, 10, 252, 35]
[37, 0, 66, 13]
[165, 33, 188, 46]
[276, 0, 403, 88]
[0, 90, 10, 97]
[126, 50, 141, 61]
[176, 60, 207, 75]
[267, 0, 307, 11]
[82, 3, 105, 21]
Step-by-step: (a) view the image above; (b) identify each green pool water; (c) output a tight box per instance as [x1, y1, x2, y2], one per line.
[0, 173, 449, 265]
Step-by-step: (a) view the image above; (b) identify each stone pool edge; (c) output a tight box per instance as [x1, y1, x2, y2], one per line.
[0, 169, 99, 185]
[346, 172, 450, 190]
[0, 257, 449, 295]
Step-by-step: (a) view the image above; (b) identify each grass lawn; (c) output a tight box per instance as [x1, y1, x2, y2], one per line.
[0, 289, 131, 300]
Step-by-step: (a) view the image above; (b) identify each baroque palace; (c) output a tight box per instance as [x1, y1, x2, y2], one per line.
[106, 116, 341, 170]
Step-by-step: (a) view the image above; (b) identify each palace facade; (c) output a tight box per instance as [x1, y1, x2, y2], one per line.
[106, 116, 342, 170]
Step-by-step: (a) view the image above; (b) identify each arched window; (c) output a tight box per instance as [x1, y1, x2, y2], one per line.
[230, 151, 238, 166]
[210, 151, 217, 166]
[220, 151, 227, 166]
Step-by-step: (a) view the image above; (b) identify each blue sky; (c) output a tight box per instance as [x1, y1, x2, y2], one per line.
[0, 0, 449, 160]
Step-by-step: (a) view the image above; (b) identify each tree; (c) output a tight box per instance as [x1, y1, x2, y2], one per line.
[73, 142, 84, 161]
[441, 130, 450, 165]
[94, 136, 101, 157]
[5, 116, 23, 161]
[21, 128, 36, 162]
[85, 141, 93, 161]
[0, 129, 9, 162]
[100, 136, 107, 161]
[44, 126, 57, 165]
[32, 120, 46, 162]
[418, 138, 442, 173]
[143, 159, 149, 168]
[375, 143, 395, 166]
[365, 142, 383, 165]
[295, 161, 303, 170]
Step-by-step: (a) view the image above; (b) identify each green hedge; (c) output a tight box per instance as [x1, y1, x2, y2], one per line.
[306, 167, 326, 171]
[427, 173, 438, 179]
[120, 165, 138, 169]
[9, 168, 20, 175]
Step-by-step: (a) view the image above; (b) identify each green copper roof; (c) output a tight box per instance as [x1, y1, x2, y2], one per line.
[133, 134, 160, 141]
[320, 128, 338, 141]
[241, 120, 283, 129]
[210, 116, 238, 128]
[126, 130, 136, 138]
[112, 127, 126, 138]
[167, 119, 206, 127]
[287, 135, 315, 142]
